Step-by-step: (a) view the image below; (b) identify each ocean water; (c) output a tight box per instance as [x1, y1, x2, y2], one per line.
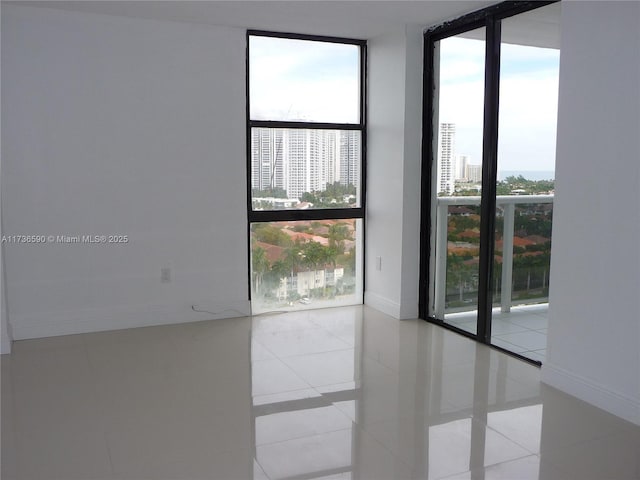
[499, 170, 555, 181]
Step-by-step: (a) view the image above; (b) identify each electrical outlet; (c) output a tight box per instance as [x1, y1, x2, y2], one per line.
[161, 267, 171, 283]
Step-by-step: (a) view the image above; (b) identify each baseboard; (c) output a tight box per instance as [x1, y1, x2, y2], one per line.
[10, 300, 251, 340]
[541, 362, 640, 426]
[364, 291, 401, 318]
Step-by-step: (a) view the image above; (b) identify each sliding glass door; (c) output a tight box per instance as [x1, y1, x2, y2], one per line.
[432, 28, 486, 336]
[420, 1, 560, 364]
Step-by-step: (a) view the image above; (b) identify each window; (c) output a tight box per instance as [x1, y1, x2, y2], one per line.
[247, 32, 366, 314]
[420, 1, 560, 364]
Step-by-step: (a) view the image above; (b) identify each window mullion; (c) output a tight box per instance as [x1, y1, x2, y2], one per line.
[476, 18, 501, 343]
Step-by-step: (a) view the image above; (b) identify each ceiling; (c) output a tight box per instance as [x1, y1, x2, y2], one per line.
[14, 1, 502, 39]
[460, 2, 561, 49]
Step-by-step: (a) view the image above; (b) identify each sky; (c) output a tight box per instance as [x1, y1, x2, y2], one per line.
[439, 35, 560, 173]
[250, 33, 560, 173]
[250, 36, 360, 124]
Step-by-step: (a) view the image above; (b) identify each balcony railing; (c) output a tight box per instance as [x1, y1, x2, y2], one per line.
[434, 195, 554, 319]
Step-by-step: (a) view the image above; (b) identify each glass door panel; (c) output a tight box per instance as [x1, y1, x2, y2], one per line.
[434, 28, 486, 335]
[491, 3, 560, 361]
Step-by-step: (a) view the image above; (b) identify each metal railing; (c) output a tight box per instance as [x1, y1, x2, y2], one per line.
[434, 195, 554, 319]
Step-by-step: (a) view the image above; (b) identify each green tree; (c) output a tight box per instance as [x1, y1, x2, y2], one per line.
[252, 224, 292, 247]
[263, 259, 289, 298]
[301, 242, 328, 271]
[328, 223, 350, 253]
[298, 182, 357, 208]
[251, 245, 270, 294]
[283, 240, 304, 298]
[449, 215, 478, 233]
[300, 192, 318, 204]
[446, 254, 474, 305]
[252, 187, 287, 198]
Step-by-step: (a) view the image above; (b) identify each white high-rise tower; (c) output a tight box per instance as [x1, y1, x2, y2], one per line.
[437, 123, 456, 195]
[456, 154, 470, 181]
[251, 129, 285, 192]
[339, 131, 360, 188]
[252, 129, 360, 200]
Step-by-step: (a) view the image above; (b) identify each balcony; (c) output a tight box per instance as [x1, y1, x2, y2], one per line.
[434, 195, 553, 362]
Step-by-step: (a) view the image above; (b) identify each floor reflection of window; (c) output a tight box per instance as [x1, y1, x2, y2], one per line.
[251, 309, 361, 479]
[253, 391, 358, 479]
[250, 308, 545, 479]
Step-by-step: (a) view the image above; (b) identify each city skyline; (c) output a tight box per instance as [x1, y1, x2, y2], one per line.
[251, 128, 360, 201]
[437, 120, 555, 195]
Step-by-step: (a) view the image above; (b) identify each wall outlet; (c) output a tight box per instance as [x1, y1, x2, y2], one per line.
[375, 256, 382, 271]
[161, 267, 171, 283]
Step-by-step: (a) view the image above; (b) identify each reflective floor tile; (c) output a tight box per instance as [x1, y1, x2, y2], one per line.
[253, 328, 351, 358]
[366, 416, 531, 479]
[486, 404, 543, 453]
[493, 331, 547, 352]
[256, 428, 354, 480]
[281, 348, 355, 387]
[3, 305, 640, 480]
[251, 358, 310, 396]
[541, 429, 640, 479]
[255, 404, 353, 445]
[438, 454, 567, 480]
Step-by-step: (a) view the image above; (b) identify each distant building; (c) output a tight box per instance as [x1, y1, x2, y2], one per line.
[455, 154, 470, 181]
[437, 123, 455, 195]
[275, 266, 345, 300]
[251, 128, 285, 192]
[285, 129, 313, 200]
[466, 164, 482, 183]
[251, 129, 359, 200]
[339, 131, 360, 188]
[252, 197, 300, 210]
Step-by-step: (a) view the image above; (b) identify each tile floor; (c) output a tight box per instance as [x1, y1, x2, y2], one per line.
[446, 304, 549, 362]
[2, 305, 639, 479]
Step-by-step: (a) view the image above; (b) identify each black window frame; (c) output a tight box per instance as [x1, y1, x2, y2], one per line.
[419, 1, 558, 365]
[246, 30, 367, 299]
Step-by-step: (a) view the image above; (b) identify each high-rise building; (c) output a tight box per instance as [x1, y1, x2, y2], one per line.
[455, 154, 469, 181]
[437, 123, 455, 195]
[252, 129, 359, 200]
[284, 129, 309, 199]
[322, 130, 339, 187]
[251, 128, 285, 192]
[466, 164, 482, 183]
[339, 131, 360, 188]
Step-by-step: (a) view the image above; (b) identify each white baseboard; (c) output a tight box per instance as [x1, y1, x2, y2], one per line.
[364, 291, 418, 320]
[364, 291, 401, 318]
[10, 300, 251, 340]
[541, 362, 640, 426]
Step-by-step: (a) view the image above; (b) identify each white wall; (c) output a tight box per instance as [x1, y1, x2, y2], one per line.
[542, 1, 640, 425]
[0, 4, 11, 354]
[1, 214, 8, 353]
[365, 26, 422, 319]
[0, 248, 8, 353]
[399, 26, 424, 320]
[1, 137, 9, 352]
[1, 5, 249, 339]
